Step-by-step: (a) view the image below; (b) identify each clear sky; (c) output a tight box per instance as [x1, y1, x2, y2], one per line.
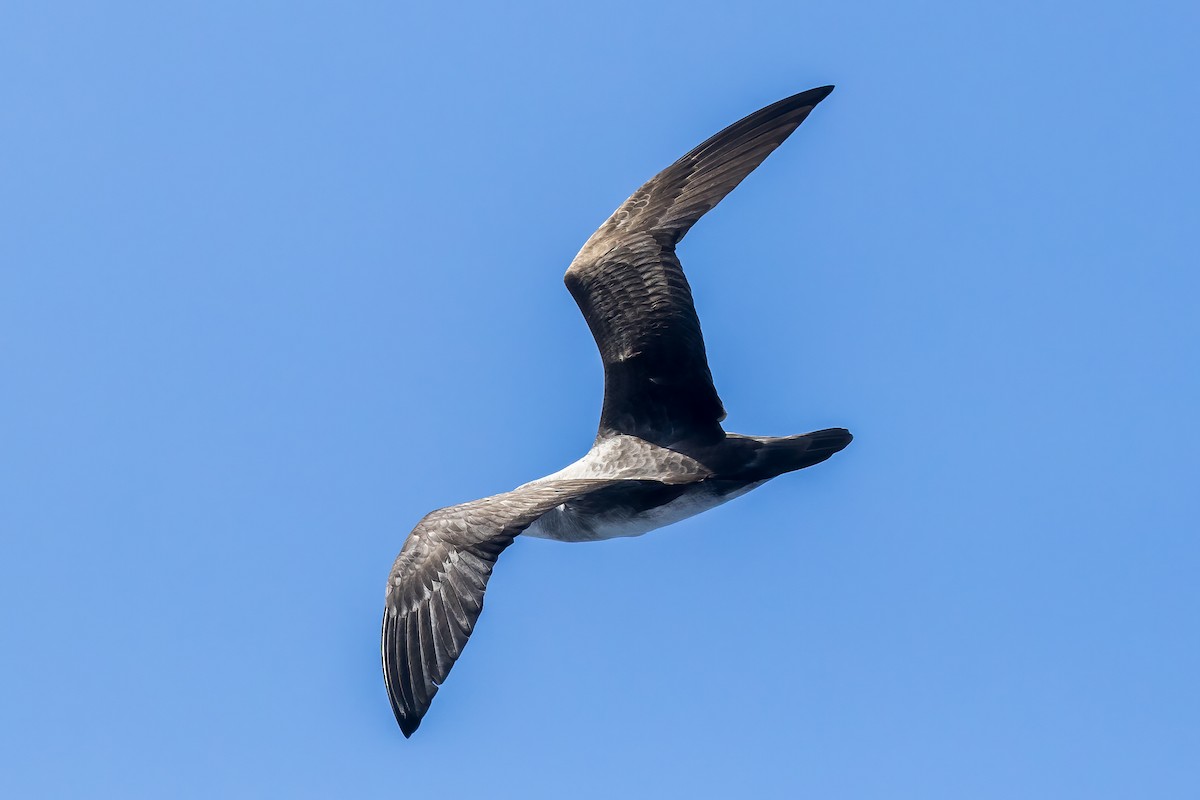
[2, 1, 1197, 797]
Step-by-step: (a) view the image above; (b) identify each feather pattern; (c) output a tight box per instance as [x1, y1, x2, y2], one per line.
[565, 86, 834, 445]
[382, 479, 617, 737]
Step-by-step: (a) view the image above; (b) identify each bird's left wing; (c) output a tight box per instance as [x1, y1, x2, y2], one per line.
[382, 478, 616, 737]
[564, 86, 835, 446]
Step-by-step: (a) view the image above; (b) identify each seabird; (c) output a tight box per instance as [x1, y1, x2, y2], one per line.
[382, 85, 852, 737]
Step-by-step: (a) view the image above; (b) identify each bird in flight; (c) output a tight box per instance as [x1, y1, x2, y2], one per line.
[382, 85, 852, 737]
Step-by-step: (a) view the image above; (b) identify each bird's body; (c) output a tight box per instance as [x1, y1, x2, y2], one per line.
[520, 430, 850, 542]
[382, 85, 852, 737]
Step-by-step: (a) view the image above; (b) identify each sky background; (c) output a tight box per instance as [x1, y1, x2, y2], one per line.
[2, 1, 1198, 797]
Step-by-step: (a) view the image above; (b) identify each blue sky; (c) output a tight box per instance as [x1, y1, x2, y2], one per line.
[2, 1, 1197, 797]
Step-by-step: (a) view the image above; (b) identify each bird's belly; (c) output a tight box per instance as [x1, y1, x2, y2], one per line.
[523, 480, 765, 542]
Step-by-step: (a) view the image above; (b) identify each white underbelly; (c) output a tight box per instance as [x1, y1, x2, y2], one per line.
[523, 480, 765, 542]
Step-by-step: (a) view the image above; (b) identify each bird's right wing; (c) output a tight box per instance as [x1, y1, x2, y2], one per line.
[382, 478, 617, 737]
[564, 86, 835, 446]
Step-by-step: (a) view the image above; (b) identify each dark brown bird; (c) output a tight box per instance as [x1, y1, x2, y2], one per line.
[383, 85, 851, 737]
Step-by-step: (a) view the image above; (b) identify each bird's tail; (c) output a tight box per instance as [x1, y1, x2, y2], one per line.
[735, 427, 853, 480]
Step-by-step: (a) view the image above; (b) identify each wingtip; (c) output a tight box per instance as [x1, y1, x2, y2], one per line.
[809, 85, 835, 103]
[399, 715, 421, 738]
[778, 85, 834, 114]
[388, 694, 422, 737]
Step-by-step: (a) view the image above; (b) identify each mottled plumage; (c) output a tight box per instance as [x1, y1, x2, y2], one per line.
[383, 86, 852, 737]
